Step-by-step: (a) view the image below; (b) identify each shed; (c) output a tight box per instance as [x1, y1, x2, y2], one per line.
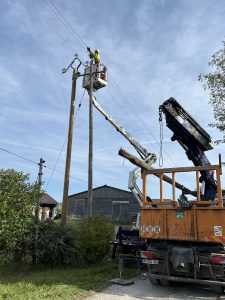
[40, 193, 58, 220]
[68, 185, 139, 223]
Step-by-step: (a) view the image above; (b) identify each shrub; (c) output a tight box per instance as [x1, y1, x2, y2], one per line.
[35, 221, 76, 265]
[14, 220, 77, 266]
[75, 216, 114, 264]
[8, 217, 114, 266]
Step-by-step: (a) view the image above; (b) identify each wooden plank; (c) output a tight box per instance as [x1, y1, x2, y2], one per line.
[216, 168, 223, 208]
[160, 174, 163, 203]
[172, 172, 176, 203]
[196, 171, 201, 203]
[142, 173, 147, 205]
[119, 148, 196, 195]
[144, 165, 220, 174]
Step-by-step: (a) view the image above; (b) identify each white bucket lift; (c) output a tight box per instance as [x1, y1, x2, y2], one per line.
[82, 63, 108, 91]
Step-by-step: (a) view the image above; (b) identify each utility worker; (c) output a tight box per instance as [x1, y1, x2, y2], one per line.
[87, 47, 100, 64]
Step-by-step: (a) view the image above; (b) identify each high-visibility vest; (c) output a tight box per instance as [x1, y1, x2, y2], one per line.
[94, 52, 100, 63]
[89, 51, 100, 63]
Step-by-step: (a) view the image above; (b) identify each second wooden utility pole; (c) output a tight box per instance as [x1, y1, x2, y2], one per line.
[61, 69, 78, 227]
[88, 60, 93, 217]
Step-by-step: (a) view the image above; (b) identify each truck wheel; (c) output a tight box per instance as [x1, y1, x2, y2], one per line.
[214, 286, 225, 294]
[139, 272, 148, 280]
[149, 278, 160, 286]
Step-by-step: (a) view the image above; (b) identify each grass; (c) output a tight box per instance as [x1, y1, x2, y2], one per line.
[0, 260, 126, 300]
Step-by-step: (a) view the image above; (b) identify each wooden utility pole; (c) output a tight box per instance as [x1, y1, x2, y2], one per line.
[35, 157, 45, 223]
[61, 69, 78, 227]
[33, 157, 45, 265]
[88, 60, 93, 217]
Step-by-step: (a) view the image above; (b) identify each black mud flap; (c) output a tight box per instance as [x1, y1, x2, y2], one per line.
[149, 274, 225, 287]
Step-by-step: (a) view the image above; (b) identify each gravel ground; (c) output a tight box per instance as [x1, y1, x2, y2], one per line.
[86, 278, 225, 300]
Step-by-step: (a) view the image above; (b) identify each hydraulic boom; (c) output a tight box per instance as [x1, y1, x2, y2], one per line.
[160, 97, 217, 200]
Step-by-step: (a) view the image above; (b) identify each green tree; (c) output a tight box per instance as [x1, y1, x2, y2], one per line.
[0, 169, 41, 262]
[199, 41, 225, 144]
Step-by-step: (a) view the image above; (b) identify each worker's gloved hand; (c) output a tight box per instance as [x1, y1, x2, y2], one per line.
[87, 47, 91, 52]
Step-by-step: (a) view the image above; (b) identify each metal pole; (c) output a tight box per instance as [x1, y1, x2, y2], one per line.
[35, 157, 45, 223]
[88, 60, 93, 217]
[61, 69, 78, 227]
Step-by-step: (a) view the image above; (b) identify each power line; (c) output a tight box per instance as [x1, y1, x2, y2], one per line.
[40, 0, 153, 142]
[0, 146, 90, 185]
[28, 0, 75, 52]
[108, 75, 177, 166]
[45, 165, 91, 185]
[0, 147, 38, 165]
[34, 0, 177, 166]
[44, 90, 86, 190]
[46, 0, 87, 51]
[44, 137, 67, 191]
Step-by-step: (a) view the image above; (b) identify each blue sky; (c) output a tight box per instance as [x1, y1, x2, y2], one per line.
[0, 0, 225, 202]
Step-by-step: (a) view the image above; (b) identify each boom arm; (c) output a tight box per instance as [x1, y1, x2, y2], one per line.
[160, 97, 217, 200]
[92, 96, 156, 206]
[92, 97, 156, 164]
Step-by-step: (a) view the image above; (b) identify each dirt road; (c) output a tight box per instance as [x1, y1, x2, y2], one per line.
[86, 278, 225, 300]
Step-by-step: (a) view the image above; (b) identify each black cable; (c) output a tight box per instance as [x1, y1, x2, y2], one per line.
[45, 165, 96, 186]
[0, 146, 91, 185]
[0, 147, 38, 165]
[28, 0, 75, 51]
[44, 90, 86, 191]
[109, 76, 177, 166]
[32, 0, 177, 166]
[44, 137, 67, 191]
[46, 0, 87, 51]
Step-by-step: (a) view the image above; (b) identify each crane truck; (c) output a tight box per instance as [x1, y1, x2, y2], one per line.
[82, 65, 225, 292]
[137, 98, 224, 292]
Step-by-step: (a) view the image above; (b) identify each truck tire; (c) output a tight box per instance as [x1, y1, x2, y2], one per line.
[214, 286, 225, 294]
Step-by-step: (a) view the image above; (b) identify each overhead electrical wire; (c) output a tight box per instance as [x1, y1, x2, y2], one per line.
[39, 2, 147, 136]
[32, 0, 177, 167]
[45, 165, 92, 185]
[44, 137, 67, 191]
[28, 0, 75, 52]
[0, 147, 38, 165]
[46, 0, 87, 51]
[44, 0, 177, 167]
[44, 90, 86, 190]
[108, 76, 177, 166]
[28, 2, 91, 186]
[0, 146, 90, 185]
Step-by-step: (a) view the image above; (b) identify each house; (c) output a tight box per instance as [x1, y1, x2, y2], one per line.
[68, 185, 140, 223]
[39, 193, 58, 220]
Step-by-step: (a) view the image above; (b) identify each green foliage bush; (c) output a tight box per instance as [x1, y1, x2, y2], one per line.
[0, 169, 40, 263]
[14, 220, 77, 265]
[15, 217, 113, 266]
[35, 221, 76, 265]
[75, 216, 114, 264]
